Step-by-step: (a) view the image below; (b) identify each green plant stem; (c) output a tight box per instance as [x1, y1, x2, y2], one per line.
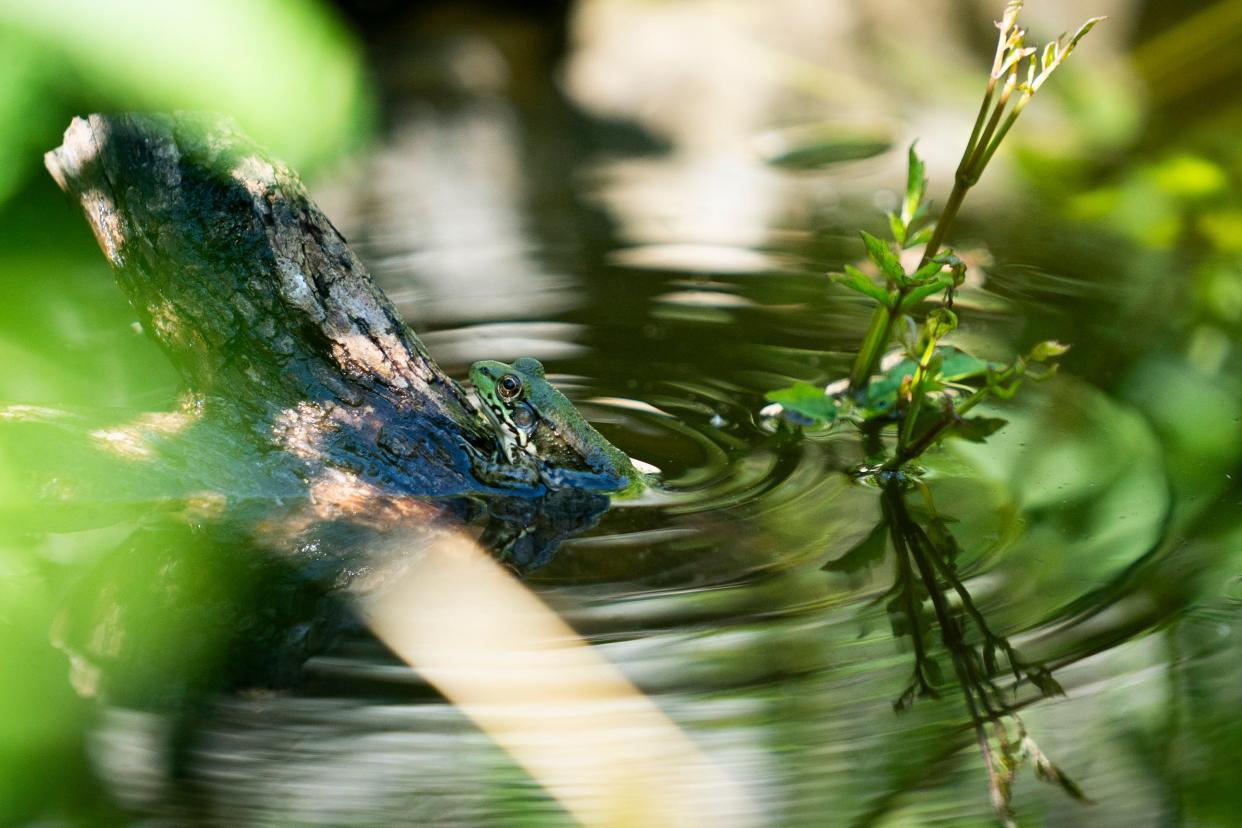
[919, 66, 1020, 269]
[897, 336, 939, 451]
[976, 93, 1031, 173]
[915, 183, 962, 271]
[849, 69, 1018, 394]
[960, 77, 997, 171]
[848, 294, 901, 391]
[880, 386, 988, 470]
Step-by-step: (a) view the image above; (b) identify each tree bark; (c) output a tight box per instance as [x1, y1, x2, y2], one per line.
[34, 114, 601, 701]
[42, 113, 499, 504]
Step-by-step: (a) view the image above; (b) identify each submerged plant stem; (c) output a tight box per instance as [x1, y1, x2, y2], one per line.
[848, 298, 899, 391]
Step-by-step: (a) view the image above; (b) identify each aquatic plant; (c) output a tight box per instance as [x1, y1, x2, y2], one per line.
[767, 0, 1101, 470]
[767, 2, 1105, 822]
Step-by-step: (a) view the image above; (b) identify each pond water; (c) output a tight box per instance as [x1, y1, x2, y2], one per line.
[91, 96, 1228, 828]
[4, 3, 1242, 827]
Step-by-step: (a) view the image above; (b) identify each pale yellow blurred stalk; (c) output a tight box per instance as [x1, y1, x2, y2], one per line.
[368, 533, 760, 828]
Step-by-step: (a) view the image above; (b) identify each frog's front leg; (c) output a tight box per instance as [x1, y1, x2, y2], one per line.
[457, 435, 545, 495]
[537, 463, 630, 494]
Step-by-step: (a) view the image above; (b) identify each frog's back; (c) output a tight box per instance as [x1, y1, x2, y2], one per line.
[528, 382, 599, 449]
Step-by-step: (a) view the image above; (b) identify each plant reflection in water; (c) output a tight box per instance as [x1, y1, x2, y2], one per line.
[825, 473, 1089, 824]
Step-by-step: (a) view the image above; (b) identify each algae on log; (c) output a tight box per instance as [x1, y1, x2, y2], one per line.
[41, 113, 503, 510]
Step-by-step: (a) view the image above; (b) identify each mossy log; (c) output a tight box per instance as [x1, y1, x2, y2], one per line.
[38, 113, 507, 522]
[27, 113, 608, 698]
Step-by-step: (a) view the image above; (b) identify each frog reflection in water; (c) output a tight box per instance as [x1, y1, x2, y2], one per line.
[469, 357, 650, 495]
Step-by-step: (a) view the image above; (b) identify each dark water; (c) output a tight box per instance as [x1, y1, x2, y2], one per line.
[78, 101, 1230, 827]
[5, 4, 1242, 827]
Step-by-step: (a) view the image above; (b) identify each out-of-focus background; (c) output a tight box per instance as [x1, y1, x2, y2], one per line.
[3, 0, 1242, 825]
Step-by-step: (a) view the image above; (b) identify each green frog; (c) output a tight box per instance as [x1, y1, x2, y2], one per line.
[469, 357, 648, 495]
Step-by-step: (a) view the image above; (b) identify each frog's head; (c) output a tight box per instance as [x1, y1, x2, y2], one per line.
[469, 357, 547, 454]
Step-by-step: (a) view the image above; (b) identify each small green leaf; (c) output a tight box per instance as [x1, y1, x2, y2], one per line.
[757, 123, 894, 170]
[909, 257, 946, 285]
[951, 416, 1008, 442]
[998, 45, 1036, 78]
[903, 142, 926, 226]
[832, 265, 894, 306]
[899, 276, 952, 311]
[896, 316, 920, 354]
[861, 358, 916, 416]
[990, 379, 1024, 400]
[906, 226, 934, 247]
[937, 349, 991, 381]
[925, 308, 958, 339]
[1034, 757, 1092, 804]
[925, 515, 961, 560]
[887, 211, 906, 247]
[860, 231, 906, 285]
[1068, 16, 1107, 52]
[1027, 667, 1065, 698]
[822, 519, 889, 573]
[765, 382, 837, 423]
[1027, 340, 1071, 362]
[886, 596, 911, 638]
[1041, 40, 1057, 73]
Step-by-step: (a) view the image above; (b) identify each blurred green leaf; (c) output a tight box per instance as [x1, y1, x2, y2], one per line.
[938, 349, 991, 381]
[860, 348, 990, 419]
[0, 0, 373, 173]
[887, 211, 906, 247]
[924, 308, 958, 339]
[0, 31, 62, 204]
[898, 275, 953, 310]
[765, 382, 837, 423]
[925, 514, 960, 561]
[998, 45, 1036, 80]
[951, 416, 1008, 443]
[902, 143, 926, 227]
[909, 257, 948, 286]
[1149, 154, 1226, 200]
[1027, 340, 1071, 362]
[885, 596, 911, 638]
[822, 519, 888, 573]
[906, 226, 934, 247]
[1067, 16, 1107, 53]
[756, 122, 893, 170]
[832, 265, 893, 306]
[860, 231, 906, 285]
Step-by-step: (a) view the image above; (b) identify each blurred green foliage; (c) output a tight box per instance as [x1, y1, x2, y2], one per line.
[0, 2, 372, 821]
[4, 0, 1242, 824]
[0, 0, 372, 205]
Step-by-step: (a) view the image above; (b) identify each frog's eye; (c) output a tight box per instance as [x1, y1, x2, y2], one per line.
[511, 405, 535, 430]
[498, 374, 522, 399]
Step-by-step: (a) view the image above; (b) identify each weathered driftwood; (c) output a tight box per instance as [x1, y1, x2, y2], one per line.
[33, 114, 607, 702]
[41, 113, 504, 511]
